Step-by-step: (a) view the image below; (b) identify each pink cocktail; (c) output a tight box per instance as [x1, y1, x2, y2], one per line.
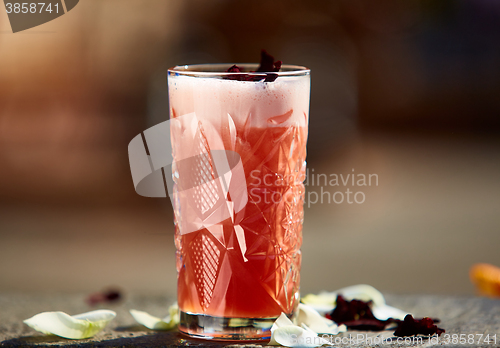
[168, 64, 310, 340]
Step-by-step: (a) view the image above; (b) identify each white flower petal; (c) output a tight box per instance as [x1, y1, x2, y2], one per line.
[71, 310, 116, 322]
[23, 310, 116, 339]
[300, 323, 317, 334]
[301, 292, 337, 308]
[129, 310, 173, 330]
[272, 326, 330, 348]
[272, 312, 295, 330]
[130, 310, 168, 330]
[161, 302, 180, 326]
[372, 304, 408, 321]
[296, 304, 344, 335]
[270, 313, 295, 345]
[130, 303, 178, 330]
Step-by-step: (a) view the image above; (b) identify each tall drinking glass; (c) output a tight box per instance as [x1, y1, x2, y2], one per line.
[167, 64, 310, 340]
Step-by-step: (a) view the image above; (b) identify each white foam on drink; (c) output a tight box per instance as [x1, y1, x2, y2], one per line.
[168, 74, 310, 130]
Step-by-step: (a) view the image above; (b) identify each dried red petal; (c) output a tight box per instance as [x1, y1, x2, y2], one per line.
[226, 65, 243, 73]
[224, 65, 253, 81]
[86, 288, 122, 306]
[264, 73, 278, 82]
[225, 50, 282, 82]
[256, 49, 275, 72]
[328, 295, 397, 331]
[394, 314, 445, 337]
[329, 295, 378, 323]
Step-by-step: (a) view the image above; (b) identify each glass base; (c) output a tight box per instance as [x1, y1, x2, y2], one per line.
[178, 311, 280, 340]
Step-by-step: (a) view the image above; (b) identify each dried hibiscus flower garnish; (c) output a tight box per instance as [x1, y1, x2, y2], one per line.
[327, 295, 445, 335]
[326, 295, 397, 331]
[394, 314, 445, 337]
[257, 49, 282, 82]
[224, 49, 282, 82]
[226, 65, 243, 73]
[86, 288, 122, 306]
[256, 49, 282, 72]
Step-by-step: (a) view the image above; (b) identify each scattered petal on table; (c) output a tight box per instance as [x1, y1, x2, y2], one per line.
[302, 284, 386, 315]
[372, 303, 408, 321]
[164, 302, 179, 326]
[269, 310, 338, 347]
[86, 288, 122, 306]
[272, 325, 330, 348]
[296, 303, 346, 334]
[130, 303, 179, 330]
[24, 310, 116, 339]
[269, 313, 294, 345]
[129, 310, 172, 330]
[300, 292, 339, 315]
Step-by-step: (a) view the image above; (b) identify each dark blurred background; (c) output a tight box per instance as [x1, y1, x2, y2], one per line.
[1, 0, 499, 297]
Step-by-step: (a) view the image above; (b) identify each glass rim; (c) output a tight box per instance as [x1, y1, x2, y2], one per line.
[168, 63, 310, 77]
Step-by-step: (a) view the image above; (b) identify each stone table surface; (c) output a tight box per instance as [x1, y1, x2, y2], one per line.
[0, 293, 499, 347]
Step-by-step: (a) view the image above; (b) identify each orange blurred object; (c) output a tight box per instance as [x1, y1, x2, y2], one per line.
[470, 263, 500, 298]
